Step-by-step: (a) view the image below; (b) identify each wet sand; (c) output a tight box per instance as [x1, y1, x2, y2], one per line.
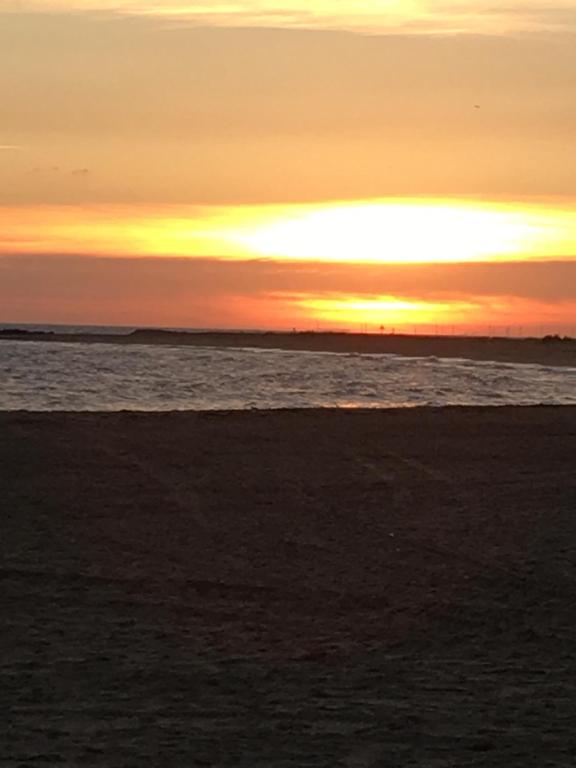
[2, 406, 576, 766]
[3, 328, 576, 367]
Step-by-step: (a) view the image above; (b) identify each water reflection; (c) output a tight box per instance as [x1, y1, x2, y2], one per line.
[1, 340, 575, 411]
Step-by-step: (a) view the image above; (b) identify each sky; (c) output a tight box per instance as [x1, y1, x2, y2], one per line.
[2, 0, 576, 334]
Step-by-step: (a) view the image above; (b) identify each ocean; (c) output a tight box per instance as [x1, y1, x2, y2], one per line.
[1, 337, 575, 411]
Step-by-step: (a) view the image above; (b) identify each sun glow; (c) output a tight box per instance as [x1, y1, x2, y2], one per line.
[234, 201, 565, 264]
[1, 199, 575, 264]
[299, 294, 478, 329]
[294, 292, 576, 335]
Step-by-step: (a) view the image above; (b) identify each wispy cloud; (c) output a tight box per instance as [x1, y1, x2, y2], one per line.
[2, 0, 576, 35]
[0, 144, 24, 151]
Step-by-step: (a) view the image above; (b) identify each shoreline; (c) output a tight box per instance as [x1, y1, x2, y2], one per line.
[2, 402, 575, 415]
[2, 327, 576, 367]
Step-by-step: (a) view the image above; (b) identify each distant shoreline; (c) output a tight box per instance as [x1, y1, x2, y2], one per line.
[1, 327, 576, 368]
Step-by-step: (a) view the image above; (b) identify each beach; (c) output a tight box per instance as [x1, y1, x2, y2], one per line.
[2, 328, 576, 368]
[2, 406, 576, 765]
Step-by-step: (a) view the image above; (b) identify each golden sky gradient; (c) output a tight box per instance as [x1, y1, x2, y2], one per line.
[1, 1, 575, 332]
[4, 1, 576, 34]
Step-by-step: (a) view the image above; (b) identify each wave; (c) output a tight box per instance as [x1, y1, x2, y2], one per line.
[1, 339, 575, 412]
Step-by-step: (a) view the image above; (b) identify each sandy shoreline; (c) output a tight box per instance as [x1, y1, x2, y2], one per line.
[0, 407, 576, 768]
[3, 327, 576, 367]
[3, 406, 576, 765]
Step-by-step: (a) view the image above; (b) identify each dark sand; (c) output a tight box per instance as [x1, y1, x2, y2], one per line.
[3, 328, 576, 367]
[2, 406, 576, 766]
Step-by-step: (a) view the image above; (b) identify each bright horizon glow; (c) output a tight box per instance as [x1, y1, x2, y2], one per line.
[233, 201, 573, 264]
[2, 199, 575, 264]
[294, 292, 576, 333]
[299, 294, 473, 327]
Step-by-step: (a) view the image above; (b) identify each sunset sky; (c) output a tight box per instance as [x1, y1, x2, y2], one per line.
[2, 1, 576, 333]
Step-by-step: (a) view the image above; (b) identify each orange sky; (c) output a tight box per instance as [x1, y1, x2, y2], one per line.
[1, 2, 576, 333]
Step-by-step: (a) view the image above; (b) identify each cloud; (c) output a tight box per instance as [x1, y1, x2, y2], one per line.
[3, 254, 576, 303]
[25, 165, 91, 177]
[2, 0, 576, 35]
[28, 165, 60, 174]
[2, 254, 576, 330]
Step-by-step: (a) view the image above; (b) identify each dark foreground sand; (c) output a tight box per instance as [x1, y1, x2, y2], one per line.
[2, 406, 576, 766]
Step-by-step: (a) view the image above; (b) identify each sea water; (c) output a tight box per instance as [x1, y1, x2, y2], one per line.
[1, 339, 575, 411]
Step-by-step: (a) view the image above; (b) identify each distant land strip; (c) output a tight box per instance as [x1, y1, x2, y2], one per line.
[1, 328, 576, 368]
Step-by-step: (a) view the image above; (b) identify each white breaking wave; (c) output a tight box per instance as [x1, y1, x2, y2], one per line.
[0, 340, 575, 411]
